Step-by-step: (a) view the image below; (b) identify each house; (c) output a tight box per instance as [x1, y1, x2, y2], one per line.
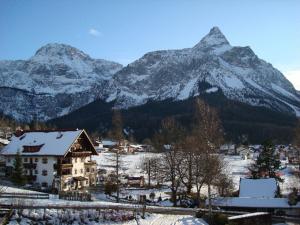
[220, 144, 236, 154]
[0, 129, 98, 192]
[209, 178, 300, 216]
[126, 176, 145, 187]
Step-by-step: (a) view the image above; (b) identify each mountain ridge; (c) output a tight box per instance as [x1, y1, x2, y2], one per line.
[0, 27, 299, 123]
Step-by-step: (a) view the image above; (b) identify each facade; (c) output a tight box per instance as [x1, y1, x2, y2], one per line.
[126, 176, 145, 187]
[1, 129, 98, 191]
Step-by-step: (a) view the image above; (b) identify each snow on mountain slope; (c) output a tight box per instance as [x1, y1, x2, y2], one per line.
[108, 27, 300, 115]
[0, 43, 122, 121]
[1, 27, 299, 122]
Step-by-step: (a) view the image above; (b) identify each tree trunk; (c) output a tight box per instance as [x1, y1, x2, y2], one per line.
[148, 160, 151, 188]
[208, 183, 212, 218]
[116, 151, 119, 203]
[187, 153, 192, 194]
[172, 190, 177, 207]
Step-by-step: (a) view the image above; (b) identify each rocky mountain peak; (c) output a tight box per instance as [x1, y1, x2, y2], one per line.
[32, 43, 90, 61]
[193, 27, 231, 53]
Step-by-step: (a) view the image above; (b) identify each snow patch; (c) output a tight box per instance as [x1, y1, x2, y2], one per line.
[224, 76, 245, 89]
[205, 87, 218, 93]
[177, 77, 198, 100]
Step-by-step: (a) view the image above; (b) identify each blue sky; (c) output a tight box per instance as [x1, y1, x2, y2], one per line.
[0, 0, 300, 88]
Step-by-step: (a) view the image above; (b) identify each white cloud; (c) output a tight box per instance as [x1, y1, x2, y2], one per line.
[284, 70, 300, 90]
[88, 28, 102, 37]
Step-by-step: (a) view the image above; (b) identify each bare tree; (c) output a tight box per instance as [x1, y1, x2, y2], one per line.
[141, 156, 163, 187]
[214, 172, 234, 197]
[153, 117, 185, 206]
[192, 98, 224, 215]
[106, 109, 125, 203]
[293, 120, 300, 171]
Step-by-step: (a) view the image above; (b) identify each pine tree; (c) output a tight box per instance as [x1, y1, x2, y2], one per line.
[11, 151, 27, 186]
[249, 140, 283, 182]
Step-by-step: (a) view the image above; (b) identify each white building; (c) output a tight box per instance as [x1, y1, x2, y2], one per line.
[1, 129, 98, 191]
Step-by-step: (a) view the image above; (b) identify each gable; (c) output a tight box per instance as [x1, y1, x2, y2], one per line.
[66, 131, 97, 156]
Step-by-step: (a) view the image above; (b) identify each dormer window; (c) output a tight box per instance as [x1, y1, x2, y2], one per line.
[23, 144, 44, 153]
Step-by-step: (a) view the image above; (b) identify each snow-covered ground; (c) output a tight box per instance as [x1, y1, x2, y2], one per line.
[0, 185, 41, 194]
[223, 155, 252, 189]
[93, 152, 299, 196]
[93, 152, 159, 177]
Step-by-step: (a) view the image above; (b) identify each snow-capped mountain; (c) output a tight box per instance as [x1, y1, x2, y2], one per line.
[0, 43, 122, 121]
[109, 27, 300, 115]
[1, 27, 299, 122]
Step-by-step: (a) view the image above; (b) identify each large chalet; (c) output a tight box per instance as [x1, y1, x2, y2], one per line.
[1, 129, 98, 191]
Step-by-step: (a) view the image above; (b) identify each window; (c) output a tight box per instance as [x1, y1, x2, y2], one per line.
[81, 158, 84, 162]
[42, 182, 48, 187]
[7, 158, 11, 163]
[35, 158, 38, 163]
[42, 170, 48, 176]
[35, 170, 38, 174]
[86, 168, 90, 173]
[80, 169, 83, 174]
[86, 180, 88, 185]
[24, 158, 28, 163]
[75, 158, 77, 163]
[91, 168, 95, 172]
[42, 158, 48, 164]
[74, 169, 77, 174]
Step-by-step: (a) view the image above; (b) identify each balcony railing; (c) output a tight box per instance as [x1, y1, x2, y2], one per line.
[84, 160, 97, 166]
[54, 163, 73, 170]
[23, 163, 37, 169]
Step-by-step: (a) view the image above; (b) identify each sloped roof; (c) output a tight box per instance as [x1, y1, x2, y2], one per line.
[1, 130, 83, 156]
[239, 178, 277, 198]
[210, 197, 300, 209]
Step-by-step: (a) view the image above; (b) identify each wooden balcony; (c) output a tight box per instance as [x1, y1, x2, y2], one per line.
[69, 151, 92, 157]
[23, 163, 37, 169]
[84, 160, 97, 166]
[54, 163, 73, 170]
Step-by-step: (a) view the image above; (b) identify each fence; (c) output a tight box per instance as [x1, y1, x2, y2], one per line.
[59, 191, 91, 201]
[0, 192, 49, 199]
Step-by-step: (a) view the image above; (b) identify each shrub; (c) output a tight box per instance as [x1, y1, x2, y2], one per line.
[213, 213, 228, 225]
[149, 192, 156, 201]
[104, 180, 118, 195]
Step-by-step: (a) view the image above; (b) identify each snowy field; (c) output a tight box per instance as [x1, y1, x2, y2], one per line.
[92, 152, 299, 196]
[92, 152, 158, 177]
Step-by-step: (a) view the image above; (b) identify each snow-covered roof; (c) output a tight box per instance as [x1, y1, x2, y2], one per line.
[1, 130, 84, 156]
[101, 140, 117, 146]
[0, 138, 10, 145]
[210, 197, 300, 209]
[239, 178, 277, 198]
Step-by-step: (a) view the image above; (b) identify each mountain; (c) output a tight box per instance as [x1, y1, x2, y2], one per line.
[108, 27, 300, 115]
[1, 27, 300, 143]
[0, 43, 122, 121]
